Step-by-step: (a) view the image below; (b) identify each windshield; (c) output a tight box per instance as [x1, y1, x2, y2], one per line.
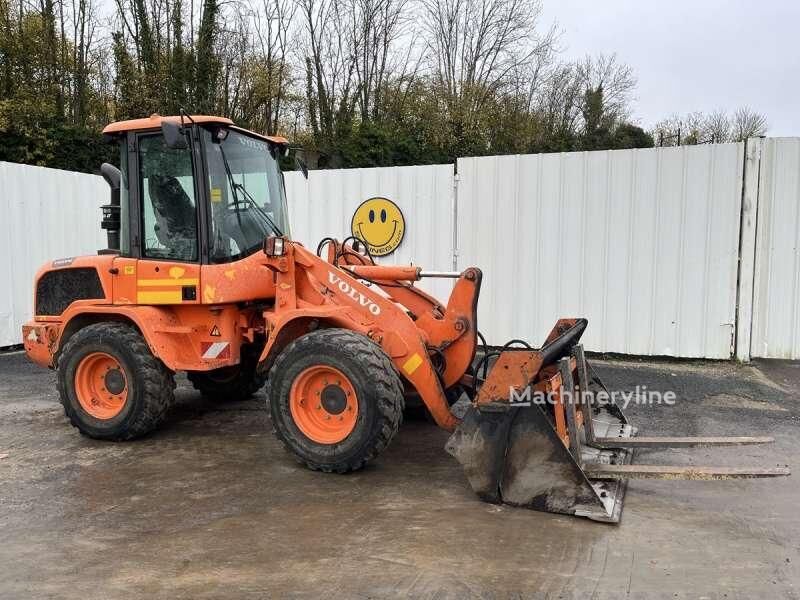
[202, 127, 290, 262]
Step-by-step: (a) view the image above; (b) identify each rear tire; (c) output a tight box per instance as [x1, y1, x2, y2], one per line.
[57, 322, 174, 440]
[187, 346, 266, 401]
[267, 328, 404, 473]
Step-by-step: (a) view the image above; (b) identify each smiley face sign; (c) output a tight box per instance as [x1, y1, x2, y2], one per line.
[351, 197, 405, 256]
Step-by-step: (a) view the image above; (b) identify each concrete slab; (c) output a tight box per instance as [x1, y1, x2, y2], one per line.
[0, 351, 798, 599]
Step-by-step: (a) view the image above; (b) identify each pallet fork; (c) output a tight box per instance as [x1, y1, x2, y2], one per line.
[446, 319, 789, 523]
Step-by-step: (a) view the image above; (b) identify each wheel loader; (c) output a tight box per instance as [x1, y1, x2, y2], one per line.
[22, 114, 789, 523]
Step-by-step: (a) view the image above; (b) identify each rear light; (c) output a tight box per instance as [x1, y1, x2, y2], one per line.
[264, 236, 286, 257]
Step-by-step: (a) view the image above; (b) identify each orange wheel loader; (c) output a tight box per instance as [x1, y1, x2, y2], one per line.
[22, 114, 789, 522]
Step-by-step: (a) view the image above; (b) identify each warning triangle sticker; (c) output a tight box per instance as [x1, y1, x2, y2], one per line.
[209, 325, 221, 337]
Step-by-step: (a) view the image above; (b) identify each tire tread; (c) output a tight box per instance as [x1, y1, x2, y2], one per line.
[57, 322, 174, 440]
[267, 328, 403, 473]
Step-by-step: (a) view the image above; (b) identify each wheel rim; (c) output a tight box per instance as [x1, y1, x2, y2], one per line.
[289, 365, 358, 444]
[74, 352, 128, 419]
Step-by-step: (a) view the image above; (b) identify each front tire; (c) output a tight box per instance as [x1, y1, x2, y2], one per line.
[267, 329, 404, 473]
[57, 322, 174, 440]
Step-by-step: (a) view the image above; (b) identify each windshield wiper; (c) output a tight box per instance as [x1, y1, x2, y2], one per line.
[217, 143, 284, 237]
[232, 181, 284, 238]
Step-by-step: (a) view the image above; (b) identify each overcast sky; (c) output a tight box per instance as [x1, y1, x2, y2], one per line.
[543, 0, 799, 136]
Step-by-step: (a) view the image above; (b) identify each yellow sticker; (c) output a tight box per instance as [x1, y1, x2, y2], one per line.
[169, 266, 186, 279]
[137, 290, 182, 304]
[211, 188, 223, 203]
[402, 353, 423, 376]
[137, 278, 198, 287]
[123, 265, 135, 275]
[351, 197, 405, 256]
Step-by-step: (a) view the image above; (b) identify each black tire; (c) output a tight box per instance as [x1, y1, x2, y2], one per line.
[267, 328, 404, 473]
[56, 322, 175, 440]
[187, 346, 266, 401]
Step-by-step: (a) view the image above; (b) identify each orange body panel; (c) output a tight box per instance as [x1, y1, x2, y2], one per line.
[102, 114, 233, 134]
[472, 330, 583, 449]
[25, 233, 482, 433]
[102, 115, 288, 146]
[200, 253, 276, 304]
[23, 252, 261, 372]
[475, 352, 544, 406]
[257, 241, 483, 431]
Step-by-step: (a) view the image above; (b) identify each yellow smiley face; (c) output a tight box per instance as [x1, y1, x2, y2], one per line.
[351, 197, 405, 256]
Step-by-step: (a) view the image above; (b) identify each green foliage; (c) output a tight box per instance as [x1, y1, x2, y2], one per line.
[580, 86, 614, 150]
[611, 123, 654, 149]
[112, 32, 145, 120]
[0, 103, 114, 172]
[0, 0, 658, 176]
[193, 0, 220, 113]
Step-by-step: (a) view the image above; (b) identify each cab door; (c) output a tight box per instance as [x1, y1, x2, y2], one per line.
[112, 130, 201, 306]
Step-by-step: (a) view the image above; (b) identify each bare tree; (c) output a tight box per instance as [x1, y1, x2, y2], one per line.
[296, 0, 357, 150]
[732, 106, 767, 141]
[420, 0, 554, 124]
[70, 0, 99, 125]
[251, 0, 296, 133]
[218, 8, 250, 118]
[651, 114, 683, 146]
[576, 53, 635, 123]
[679, 111, 706, 144]
[349, 0, 413, 122]
[535, 62, 583, 144]
[653, 107, 768, 146]
[704, 109, 731, 143]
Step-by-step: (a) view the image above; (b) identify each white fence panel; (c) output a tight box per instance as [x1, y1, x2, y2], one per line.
[457, 144, 745, 357]
[10, 138, 800, 360]
[285, 164, 455, 300]
[751, 138, 800, 359]
[0, 162, 107, 347]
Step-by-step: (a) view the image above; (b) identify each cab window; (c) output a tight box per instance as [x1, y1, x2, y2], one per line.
[138, 134, 198, 262]
[202, 128, 288, 263]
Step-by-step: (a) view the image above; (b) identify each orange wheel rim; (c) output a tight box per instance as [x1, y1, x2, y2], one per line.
[289, 365, 358, 444]
[74, 352, 128, 419]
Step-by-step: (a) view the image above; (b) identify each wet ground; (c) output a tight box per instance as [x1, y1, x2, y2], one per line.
[0, 350, 798, 599]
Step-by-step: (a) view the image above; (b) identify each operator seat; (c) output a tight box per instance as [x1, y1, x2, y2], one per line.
[148, 175, 197, 260]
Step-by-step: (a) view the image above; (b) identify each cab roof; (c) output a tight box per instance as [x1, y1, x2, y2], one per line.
[102, 114, 289, 145]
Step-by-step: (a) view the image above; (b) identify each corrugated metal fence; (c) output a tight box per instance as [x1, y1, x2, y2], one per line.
[456, 144, 745, 357]
[2, 140, 800, 359]
[749, 138, 800, 359]
[0, 161, 107, 347]
[285, 164, 455, 301]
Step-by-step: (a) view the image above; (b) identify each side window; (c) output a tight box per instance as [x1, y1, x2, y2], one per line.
[138, 134, 198, 261]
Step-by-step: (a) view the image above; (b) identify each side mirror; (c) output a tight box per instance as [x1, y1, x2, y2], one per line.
[161, 120, 188, 149]
[294, 155, 309, 179]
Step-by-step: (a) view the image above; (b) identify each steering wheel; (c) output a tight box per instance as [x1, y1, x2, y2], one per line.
[227, 199, 250, 211]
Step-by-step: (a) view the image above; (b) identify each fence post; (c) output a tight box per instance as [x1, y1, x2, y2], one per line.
[452, 168, 459, 271]
[735, 137, 764, 362]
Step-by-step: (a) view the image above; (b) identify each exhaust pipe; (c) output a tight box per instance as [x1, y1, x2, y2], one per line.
[99, 162, 121, 252]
